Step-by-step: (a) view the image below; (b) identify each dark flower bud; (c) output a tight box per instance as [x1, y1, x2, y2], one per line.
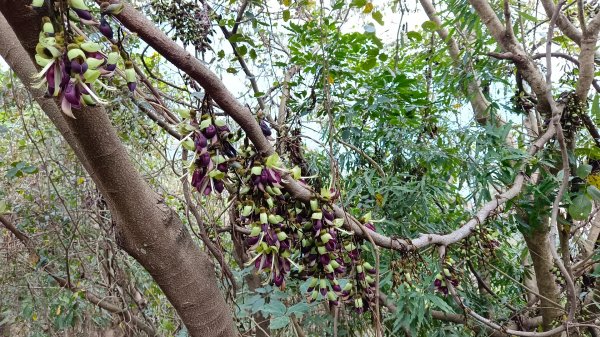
[217, 124, 230, 133]
[320, 287, 328, 296]
[64, 81, 81, 106]
[99, 17, 114, 39]
[365, 222, 376, 231]
[195, 132, 207, 150]
[203, 124, 217, 138]
[322, 209, 334, 221]
[313, 220, 322, 232]
[73, 8, 93, 21]
[274, 273, 284, 287]
[198, 152, 211, 167]
[260, 170, 269, 185]
[127, 82, 137, 92]
[213, 179, 224, 193]
[260, 120, 272, 137]
[217, 163, 227, 172]
[246, 236, 259, 246]
[191, 169, 205, 189]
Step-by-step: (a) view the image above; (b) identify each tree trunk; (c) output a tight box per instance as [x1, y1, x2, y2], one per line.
[523, 228, 562, 330]
[0, 6, 235, 337]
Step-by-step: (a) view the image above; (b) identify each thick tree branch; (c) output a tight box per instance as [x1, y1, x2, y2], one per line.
[540, 0, 583, 45]
[0, 7, 235, 337]
[418, 0, 499, 126]
[468, 0, 552, 115]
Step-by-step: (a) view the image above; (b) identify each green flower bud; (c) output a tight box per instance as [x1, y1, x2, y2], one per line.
[250, 226, 261, 237]
[310, 199, 319, 211]
[251, 166, 263, 176]
[242, 205, 253, 217]
[317, 246, 327, 255]
[320, 233, 332, 243]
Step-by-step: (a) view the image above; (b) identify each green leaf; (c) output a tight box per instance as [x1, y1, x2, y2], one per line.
[587, 185, 600, 202]
[569, 194, 593, 220]
[591, 94, 600, 120]
[261, 299, 286, 316]
[286, 302, 309, 318]
[577, 164, 593, 179]
[237, 45, 247, 56]
[269, 316, 290, 330]
[427, 295, 453, 313]
[283, 10, 290, 22]
[421, 20, 439, 31]
[518, 10, 538, 23]
[372, 11, 384, 25]
[249, 49, 257, 60]
[350, 0, 367, 8]
[228, 34, 245, 43]
[226, 67, 238, 74]
[361, 57, 377, 71]
[182, 139, 195, 151]
[406, 31, 422, 41]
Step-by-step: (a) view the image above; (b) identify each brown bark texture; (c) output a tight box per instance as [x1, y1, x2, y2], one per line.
[0, 3, 236, 336]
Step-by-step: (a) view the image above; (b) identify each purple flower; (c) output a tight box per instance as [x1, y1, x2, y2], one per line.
[64, 81, 81, 106]
[127, 82, 137, 92]
[246, 236, 260, 246]
[260, 120, 272, 137]
[213, 179, 224, 193]
[73, 8, 93, 21]
[99, 17, 114, 39]
[198, 152, 211, 167]
[195, 132, 207, 150]
[274, 273, 284, 287]
[203, 124, 217, 138]
[70, 59, 87, 75]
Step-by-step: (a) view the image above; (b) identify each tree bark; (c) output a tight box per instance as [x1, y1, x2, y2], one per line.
[0, 6, 235, 337]
[523, 228, 562, 330]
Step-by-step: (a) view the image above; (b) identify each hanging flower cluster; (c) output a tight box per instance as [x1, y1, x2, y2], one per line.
[183, 111, 237, 195]
[30, 0, 130, 118]
[239, 151, 378, 312]
[180, 114, 382, 314]
[433, 257, 459, 295]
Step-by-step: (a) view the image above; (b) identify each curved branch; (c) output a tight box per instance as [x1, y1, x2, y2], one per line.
[114, 2, 557, 255]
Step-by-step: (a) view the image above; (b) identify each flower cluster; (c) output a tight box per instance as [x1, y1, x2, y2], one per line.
[31, 0, 129, 118]
[238, 151, 379, 312]
[433, 258, 459, 295]
[184, 112, 237, 195]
